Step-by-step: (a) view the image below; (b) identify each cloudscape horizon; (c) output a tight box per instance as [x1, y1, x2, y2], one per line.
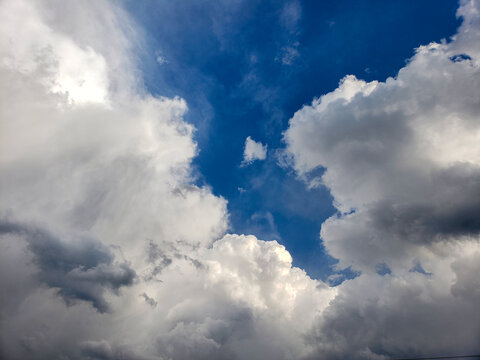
[1, 0, 479, 359]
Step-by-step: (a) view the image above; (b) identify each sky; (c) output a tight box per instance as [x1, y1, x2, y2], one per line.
[0, 1, 479, 359]
[125, 0, 461, 280]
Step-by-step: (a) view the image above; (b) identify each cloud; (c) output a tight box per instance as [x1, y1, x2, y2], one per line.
[242, 136, 268, 165]
[276, 44, 300, 65]
[0, 1, 333, 359]
[277, 1, 301, 65]
[308, 245, 480, 359]
[152, 234, 336, 360]
[284, 2, 480, 270]
[1, 0, 480, 359]
[80, 340, 156, 360]
[280, 1, 302, 32]
[0, 220, 135, 313]
[156, 55, 168, 65]
[139, 293, 158, 308]
[282, 0, 480, 357]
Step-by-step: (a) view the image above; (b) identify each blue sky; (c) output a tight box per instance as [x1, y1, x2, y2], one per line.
[125, 0, 460, 280]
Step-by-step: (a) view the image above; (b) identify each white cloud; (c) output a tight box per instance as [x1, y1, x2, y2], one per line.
[0, 0, 109, 105]
[242, 136, 268, 165]
[0, 1, 333, 359]
[277, 44, 300, 65]
[277, 1, 301, 66]
[156, 55, 168, 65]
[280, 1, 301, 32]
[284, 24, 480, 269]
[282, 0, 480, 357]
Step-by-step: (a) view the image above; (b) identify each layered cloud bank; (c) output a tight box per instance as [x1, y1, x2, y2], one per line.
[1, 0, 479, 359]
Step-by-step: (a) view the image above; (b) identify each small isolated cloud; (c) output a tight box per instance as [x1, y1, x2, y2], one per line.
[242, 136, 267, 165]
[247, 211, 281, 241]
[281, 46, 299, 65]
[139, 293, 157, 308]
[275, 43, 300, 65]
[156, 55, 168, 64]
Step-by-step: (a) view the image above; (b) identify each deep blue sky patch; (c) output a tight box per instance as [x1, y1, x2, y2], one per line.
[125, 0, 460, 280]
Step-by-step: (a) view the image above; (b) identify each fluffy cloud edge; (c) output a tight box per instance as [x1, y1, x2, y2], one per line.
[242, 136, 268, 165]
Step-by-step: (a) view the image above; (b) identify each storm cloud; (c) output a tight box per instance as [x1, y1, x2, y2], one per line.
[0, 220, 136, 313]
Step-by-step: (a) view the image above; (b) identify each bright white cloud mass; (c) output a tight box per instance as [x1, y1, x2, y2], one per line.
[242, 136, 268, 165]
[0, 0, 479, 359]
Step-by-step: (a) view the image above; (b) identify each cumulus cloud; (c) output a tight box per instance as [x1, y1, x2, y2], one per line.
[242, 136, 268, 165]
[283, 0, 480, 357]
[0, 1, 333, 359]
[284, 1, 480, 271]
[152, 234, 336, 360]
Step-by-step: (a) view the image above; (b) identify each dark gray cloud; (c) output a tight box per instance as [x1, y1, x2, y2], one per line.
[143, 239, 173, 281]
[80, 340, 152, 360]
[0, 220, 136, 313]
[306, 269, 480, 360]
[143, 239, 206, 282]
[369, 164, 480, 243]
[139, 293, 157, 308]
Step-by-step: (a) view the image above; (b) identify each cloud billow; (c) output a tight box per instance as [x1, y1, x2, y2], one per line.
[284, 9, 480, 270]
[282, 0, 480, 357]
[0, 220, 136, 313]
[242, 136, 268, 165]
[0, 1, 324, 358]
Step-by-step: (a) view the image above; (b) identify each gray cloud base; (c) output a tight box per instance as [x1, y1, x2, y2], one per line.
[0, 220, 136, 313]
